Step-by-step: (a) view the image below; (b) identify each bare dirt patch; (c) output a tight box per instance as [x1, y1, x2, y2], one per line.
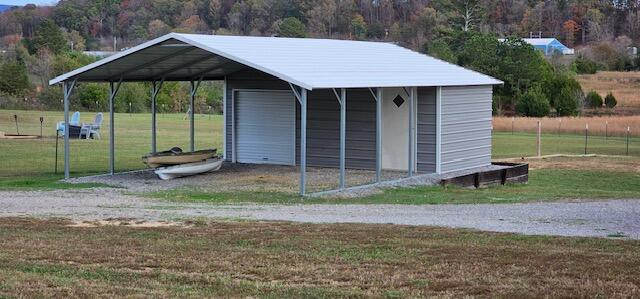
[68, 163, 406, 193]
[68, 218, 190, 228]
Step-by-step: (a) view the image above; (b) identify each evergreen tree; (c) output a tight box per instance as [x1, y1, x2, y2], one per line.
[32, 20, 67, 54]
[0, 61, 30, 95]
[276, 17, 307, 38]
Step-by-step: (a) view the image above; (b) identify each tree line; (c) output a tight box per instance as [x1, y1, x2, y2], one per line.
[1, 0, 639, 117]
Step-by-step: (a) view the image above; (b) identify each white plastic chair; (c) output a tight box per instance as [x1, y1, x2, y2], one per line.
[57, 111, 80, 135]
[80, 113, 103, 139]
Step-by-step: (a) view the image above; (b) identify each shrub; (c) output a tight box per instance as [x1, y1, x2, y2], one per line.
[425, 39, 458, 64]
[37, 87, 64, 110]
[585, 91, 603, 108]
[604, 92, 617, 108]
[0, 61, 30, 95]
[555, 86, 580, 116]
[75, 83, 108, 111]
[515, 86, 550, 117]
[542, 70, 582, 111]
[115, 83, 148, 113]
[572, 55, 600, 74]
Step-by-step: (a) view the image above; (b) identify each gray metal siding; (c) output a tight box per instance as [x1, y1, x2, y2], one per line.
[440, 86, 493, 173]
[225, 69, 377, 169]
[235, 90, 295, 165]
[417, 87, 436, 173]
[296, 89, 377, 169]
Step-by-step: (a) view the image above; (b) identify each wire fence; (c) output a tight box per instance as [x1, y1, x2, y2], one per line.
[492, 117, 639, 159]
[0, 109, 221, 178]
[1, 110, 638, 178]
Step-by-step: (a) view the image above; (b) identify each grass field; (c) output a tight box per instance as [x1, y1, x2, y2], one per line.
[577, 71, 640, 115]
[1, 109, 638, 180]
[0, 110, 221, 178]
[492, 131, 639, 158]
[0, 217, 638, 298]
[493, 116, 640, 137]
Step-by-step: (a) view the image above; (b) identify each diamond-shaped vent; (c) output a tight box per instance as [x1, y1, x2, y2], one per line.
[393, 95, 405, 108]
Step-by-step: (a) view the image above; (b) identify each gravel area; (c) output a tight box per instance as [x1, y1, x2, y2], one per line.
[68, 163, 508, 196]
[0, 188, 638, 239]
[68, 163, 409, 193]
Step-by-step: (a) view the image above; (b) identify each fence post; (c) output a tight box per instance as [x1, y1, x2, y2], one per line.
[584, 124, 588, 155]
[558, 119, 562, 137]
[537, 120, 541, 157]
[627, 126, 631, 156]
[605, 121, 608, 142]
[511, 117, 514, 135]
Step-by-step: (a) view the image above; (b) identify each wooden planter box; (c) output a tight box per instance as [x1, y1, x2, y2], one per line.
[440, 163, 529, 189]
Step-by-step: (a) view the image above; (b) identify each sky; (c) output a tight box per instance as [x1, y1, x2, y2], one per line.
[0, 0, 58, 5]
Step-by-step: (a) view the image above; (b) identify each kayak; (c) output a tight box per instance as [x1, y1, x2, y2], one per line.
[142, 147, 217, 168]
[154, 158, 223, 180]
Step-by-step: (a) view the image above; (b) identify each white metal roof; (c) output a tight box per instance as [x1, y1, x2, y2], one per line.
[50, 33, 502, 89]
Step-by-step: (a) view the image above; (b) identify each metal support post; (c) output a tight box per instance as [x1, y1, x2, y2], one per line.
[408, 87, 415, 177]
[300, 89, 307, 195]
[189, 78, 203, 152]
[151, 79, 164, 153]
[109, 79, 123, 175]
[63, 79, 76, 179]
[375, 88, 382, 182]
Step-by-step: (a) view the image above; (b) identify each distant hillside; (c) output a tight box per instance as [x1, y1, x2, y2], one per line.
[0, 5, 15, 12]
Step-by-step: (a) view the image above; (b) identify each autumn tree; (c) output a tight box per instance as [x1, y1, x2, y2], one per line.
[207, 0, 222, 30]
[177, 15, 210, 34]
[562, 19, 579, 47]
[307, 0, 337, 37]
[64, 30, 85, 51]
[350, 14, 367, 40]
[415, 7, 439, 46]
[148, 19, 171, 38]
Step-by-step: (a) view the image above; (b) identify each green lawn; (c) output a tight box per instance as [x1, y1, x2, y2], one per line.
[2, 109, 639, 201]
[493, 131, 640, 158]
[149, 168, 640, 204]
[0, 109, 222, 178]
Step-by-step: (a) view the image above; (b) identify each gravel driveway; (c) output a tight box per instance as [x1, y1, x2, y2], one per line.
[1, 188, 639, 239]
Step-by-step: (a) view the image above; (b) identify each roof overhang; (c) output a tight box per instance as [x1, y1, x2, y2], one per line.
[49, 34, 259, 86]
[50, 33, 503, 90]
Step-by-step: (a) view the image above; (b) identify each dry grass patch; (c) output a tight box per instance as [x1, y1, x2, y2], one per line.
[493, 116, 640, 137]
[0, 218, 639, 298]
[577, 71, 640, 114]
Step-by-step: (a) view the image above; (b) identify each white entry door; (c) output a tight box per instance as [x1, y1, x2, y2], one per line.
[382, 87, 416, 171]
[234, 90, 296, 165]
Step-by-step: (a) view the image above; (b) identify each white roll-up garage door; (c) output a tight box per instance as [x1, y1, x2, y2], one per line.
[234, 90, 296, 165]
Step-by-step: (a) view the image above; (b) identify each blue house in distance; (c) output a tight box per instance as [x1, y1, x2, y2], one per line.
[500, 38, 574, 55]
[521, 38, 575, 55]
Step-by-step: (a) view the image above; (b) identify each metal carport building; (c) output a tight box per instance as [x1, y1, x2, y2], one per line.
[50, 33, 502, 195]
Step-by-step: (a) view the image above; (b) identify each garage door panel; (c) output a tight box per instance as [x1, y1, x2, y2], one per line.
[235, 90, 295, 165]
